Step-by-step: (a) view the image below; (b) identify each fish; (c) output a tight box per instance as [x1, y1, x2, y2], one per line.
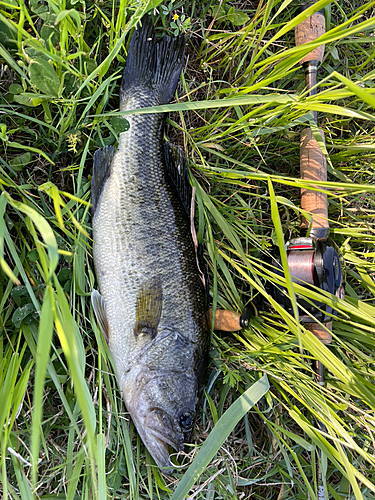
[91, 16, 209, 472]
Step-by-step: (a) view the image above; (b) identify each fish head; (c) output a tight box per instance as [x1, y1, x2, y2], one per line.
[121, 360, 200, 472]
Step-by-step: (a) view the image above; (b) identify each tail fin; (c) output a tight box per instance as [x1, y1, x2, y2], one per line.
[120, 15, 185, 105]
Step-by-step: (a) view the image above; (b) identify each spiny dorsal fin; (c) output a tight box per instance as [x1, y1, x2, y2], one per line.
[91, 289, 109, 343]
[163, 142, 192, 216]
[91, 146, 114, 215]
[134, 279, 163, 339]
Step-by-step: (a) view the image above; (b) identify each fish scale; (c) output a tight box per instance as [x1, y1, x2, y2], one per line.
[91, 16, 208, 471]
[94, 108, 202, 354]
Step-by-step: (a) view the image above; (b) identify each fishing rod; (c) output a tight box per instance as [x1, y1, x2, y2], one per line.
[274, 4, 345, 498]
[295, 5, 334, 498]
[208, 3, 345, 498]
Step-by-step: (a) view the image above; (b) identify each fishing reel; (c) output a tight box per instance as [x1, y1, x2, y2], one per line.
[268, 237, 345, 323]
[209, 237, 345, 331]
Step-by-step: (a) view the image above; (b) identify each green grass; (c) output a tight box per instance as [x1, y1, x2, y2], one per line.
[1, 0, 375, 498]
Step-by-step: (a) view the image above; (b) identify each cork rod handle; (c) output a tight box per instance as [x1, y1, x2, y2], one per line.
[295, 11, 326, 64]
[300, 128, 329, 232]
[306, 321, 332, 344]
[295, 7, 329, 234]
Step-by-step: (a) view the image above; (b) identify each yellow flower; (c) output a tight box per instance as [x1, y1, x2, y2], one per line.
[173, 13, 179, 21]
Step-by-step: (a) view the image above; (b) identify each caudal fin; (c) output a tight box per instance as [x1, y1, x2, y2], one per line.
[120, 15, 185, 105]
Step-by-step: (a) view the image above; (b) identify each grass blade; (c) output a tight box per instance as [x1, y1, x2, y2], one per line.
[31, 284, 54, 487]
[170, 375, 269, 500]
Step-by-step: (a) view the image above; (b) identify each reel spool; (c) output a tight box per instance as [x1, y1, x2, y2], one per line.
[269, 237, 345, 323]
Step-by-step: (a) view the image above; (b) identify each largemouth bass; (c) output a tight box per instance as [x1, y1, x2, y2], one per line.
[91, 16, 208, 471]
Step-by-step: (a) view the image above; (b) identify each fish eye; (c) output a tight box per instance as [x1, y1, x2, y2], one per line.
[179, 411, 194, 431]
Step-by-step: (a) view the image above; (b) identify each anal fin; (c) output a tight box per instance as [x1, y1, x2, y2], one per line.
[134, 279, 163, 339]
[91, 289, 109, 343]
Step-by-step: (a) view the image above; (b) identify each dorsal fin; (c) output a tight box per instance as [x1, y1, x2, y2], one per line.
[91, 146, 114, 215]
[163, 144, 207, 292]
[163, 142, 192, 215]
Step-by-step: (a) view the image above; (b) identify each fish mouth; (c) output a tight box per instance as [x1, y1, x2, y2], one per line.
[132, 409, 184, 473]
[146, 429, 180, 473]
[148, 426, 182, 451]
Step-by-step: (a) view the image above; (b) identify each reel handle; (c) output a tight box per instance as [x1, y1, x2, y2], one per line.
[207, 308, 242, 332]
[207, 305, 252, 331]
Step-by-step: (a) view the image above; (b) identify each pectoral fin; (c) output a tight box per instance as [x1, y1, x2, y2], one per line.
[91, 289, 109, 343]
[134, 279, 163, 339]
